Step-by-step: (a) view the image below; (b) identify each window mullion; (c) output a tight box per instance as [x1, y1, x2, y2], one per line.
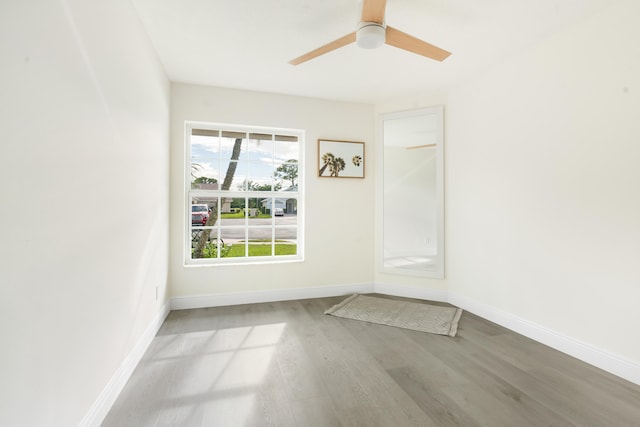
[187, 122, 302, 264]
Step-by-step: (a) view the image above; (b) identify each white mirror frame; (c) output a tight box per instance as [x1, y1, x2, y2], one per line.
[377, 106, 444, 278]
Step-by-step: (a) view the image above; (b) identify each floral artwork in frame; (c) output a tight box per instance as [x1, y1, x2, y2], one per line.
[318, 139, 365, 178]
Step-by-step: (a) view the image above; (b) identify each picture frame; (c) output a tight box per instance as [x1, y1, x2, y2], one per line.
[317, 139, 365, 178]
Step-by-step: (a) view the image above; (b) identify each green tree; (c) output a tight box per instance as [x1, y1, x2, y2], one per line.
[193, 138, 242, 258]
[231, 198, 245, 209]
[241, 179, 282, 192]
[275, 159, 298, 187]
[193, 176, 217, 184]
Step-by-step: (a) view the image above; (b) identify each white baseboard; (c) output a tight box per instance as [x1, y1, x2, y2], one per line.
[448, 291, 640, 386]
[171, 282, 640, 385]
[170, 282, 375, 310]
[79, 301, 170, 427]
[81, 281, 640, 427]
[374, 282, 448, 303]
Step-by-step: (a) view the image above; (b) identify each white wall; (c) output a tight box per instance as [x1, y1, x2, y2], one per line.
[1, 1, 636, 423]
[446, 0, 640, 364]
[170, 84, 374, 297]
[0, 0, 170, 425]
[377, 1, 640, 369]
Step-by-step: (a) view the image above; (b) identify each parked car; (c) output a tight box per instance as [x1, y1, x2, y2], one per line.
[274, 208, 284, 216]
[191, 204, 209, 226]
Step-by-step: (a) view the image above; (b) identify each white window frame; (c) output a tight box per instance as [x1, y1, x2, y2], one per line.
[184, 121, 304, 266]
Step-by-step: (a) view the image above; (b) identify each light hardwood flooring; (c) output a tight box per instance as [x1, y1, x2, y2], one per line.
[103, 295, 640, 426]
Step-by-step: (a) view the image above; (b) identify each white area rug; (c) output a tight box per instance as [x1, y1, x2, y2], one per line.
[325, 294, 463, 337]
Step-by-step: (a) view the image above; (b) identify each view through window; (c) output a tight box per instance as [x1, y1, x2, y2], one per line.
[186, 123, 303, 264]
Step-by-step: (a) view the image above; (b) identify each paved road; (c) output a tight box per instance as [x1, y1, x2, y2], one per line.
[193, 215, 297, 241]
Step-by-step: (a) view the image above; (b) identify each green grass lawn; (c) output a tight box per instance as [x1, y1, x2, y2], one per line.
[226, 243, 296, 257]
[221, 212, 271, 219]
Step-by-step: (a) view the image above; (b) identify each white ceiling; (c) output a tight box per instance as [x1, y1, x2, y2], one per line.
[132, 0, 606, 104]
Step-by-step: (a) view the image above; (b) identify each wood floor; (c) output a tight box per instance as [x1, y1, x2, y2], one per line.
[103, 295, 640, 426]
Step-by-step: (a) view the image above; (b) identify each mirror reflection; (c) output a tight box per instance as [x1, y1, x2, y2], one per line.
[381, 106, 444, 277]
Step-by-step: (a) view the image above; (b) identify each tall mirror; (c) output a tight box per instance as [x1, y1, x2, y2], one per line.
[380, 106, 444, 278]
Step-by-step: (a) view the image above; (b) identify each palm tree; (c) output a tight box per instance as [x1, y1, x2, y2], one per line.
[319, 152, 334, 176]
[193, 176, 217, 184]
[352, 155, 362, 167]
[190, 163, 202, 178]
[330, 157, 346, 177]
[193, 138, 243, 258]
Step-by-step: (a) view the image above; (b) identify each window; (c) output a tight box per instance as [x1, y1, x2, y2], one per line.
[186, 122, 303, 265]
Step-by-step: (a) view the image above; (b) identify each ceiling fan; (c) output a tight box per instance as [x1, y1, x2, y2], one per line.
[289, 0, 451, 65]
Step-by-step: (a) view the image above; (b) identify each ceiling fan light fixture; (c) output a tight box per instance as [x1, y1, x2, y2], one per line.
[289, 0, 452, 65]
[356, 22, 385, 49]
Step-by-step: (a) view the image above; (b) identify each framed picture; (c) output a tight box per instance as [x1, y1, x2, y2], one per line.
[318, 139, 365, 178]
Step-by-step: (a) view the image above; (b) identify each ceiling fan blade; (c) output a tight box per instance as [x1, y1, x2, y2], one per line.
[361, 0, 387, 23]
[385, 26, 451, 62]
[289, 32, 356, 65]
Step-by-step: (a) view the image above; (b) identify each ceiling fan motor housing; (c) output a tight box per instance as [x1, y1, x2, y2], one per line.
[356, 22, 386, 49]
[289, 0, 451, 65]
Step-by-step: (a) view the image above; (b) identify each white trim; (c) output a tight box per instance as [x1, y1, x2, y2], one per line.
[374, 282, 448, 303]
[79, 302, 170, 427]
[172, 281, 640, 386]
[377, 106, 445, 279]
[170, 282, 375, 310]
[184, 122, 305, 267]
[448, 291, 640, 386]
[81, 282, 640, 427]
